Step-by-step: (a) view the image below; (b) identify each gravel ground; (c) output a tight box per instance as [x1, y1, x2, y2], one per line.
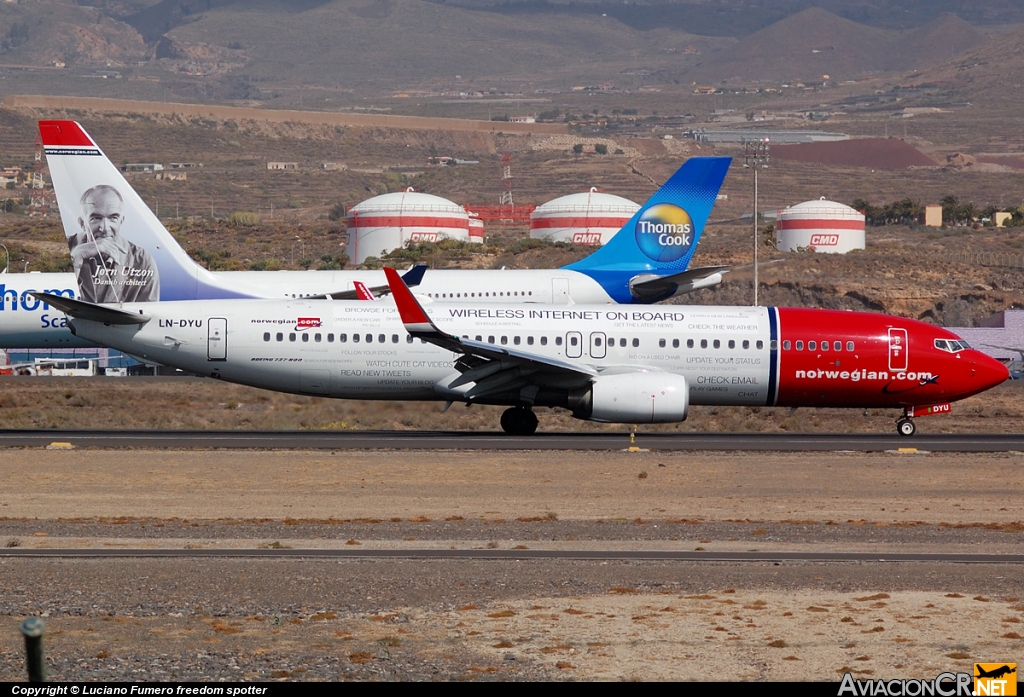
[1, 448, 1022, 681]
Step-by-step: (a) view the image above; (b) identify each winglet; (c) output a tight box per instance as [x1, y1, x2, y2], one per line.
[353, 281, 376, 301]
[400, 263, 427, 287]
[383, 267, 436, 335]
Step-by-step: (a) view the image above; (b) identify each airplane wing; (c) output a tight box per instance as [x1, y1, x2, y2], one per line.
[29, 293, 151, 325]
[307, 264, 427, 300]
[629, 265, 729, 300]
[384, 267, 595, 401]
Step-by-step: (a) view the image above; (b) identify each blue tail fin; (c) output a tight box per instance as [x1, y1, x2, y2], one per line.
[566, 157, 730, 274]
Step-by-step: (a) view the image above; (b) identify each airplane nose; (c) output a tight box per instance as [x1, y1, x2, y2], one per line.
[972, 352, 1010, 390]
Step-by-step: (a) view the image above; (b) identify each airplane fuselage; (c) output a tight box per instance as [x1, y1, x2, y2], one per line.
[0, 269, 615, 349]
[65, 298, 1007, 413]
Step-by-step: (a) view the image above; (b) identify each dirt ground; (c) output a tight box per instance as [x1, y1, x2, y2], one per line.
[0, 448, 1021, 681]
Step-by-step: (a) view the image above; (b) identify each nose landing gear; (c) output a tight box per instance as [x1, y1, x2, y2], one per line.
[500, 406, 539, 435]
[896, 418, 916, 437]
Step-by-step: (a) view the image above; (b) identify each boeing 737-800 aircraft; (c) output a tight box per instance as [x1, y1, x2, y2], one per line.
[35, 270, 1008, 436]
[0, 120, 730, 349]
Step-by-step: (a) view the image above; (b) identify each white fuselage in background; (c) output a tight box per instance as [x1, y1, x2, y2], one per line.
[0, 269, 613, 348]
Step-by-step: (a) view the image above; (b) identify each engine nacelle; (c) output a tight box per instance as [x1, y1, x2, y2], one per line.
[576, 372, 689, 424]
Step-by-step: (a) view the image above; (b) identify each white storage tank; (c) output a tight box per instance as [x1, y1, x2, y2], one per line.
[776, 198, 865, 254]
[347, 188, 473, 264]
[468, 213, 485, 244]
[530, 188, 640, 246]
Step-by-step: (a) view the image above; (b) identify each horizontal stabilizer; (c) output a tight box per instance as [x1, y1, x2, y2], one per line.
[29, 293, 150, 325]
[629, 265, 729, 300]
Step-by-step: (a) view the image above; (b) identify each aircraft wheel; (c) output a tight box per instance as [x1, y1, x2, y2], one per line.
[897, 419, 916, 437]
[500, 407, 538, 436]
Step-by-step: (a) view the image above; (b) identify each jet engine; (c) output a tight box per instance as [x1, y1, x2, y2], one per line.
[573, 372, 689, 423]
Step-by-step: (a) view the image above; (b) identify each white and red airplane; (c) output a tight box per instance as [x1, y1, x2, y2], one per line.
[34, 270, 1008, 436]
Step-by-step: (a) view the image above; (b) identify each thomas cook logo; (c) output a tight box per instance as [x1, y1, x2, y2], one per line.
[634, 203, 694, 263]
[974, 664, 1016, 696]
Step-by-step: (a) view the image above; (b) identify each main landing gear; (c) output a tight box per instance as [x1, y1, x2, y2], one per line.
[500, 406, 538, 436]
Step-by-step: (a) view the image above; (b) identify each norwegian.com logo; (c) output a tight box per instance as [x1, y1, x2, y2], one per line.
[634, 203, 694, 263]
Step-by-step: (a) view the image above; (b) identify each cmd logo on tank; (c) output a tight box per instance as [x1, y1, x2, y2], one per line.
[634, 203, 694, 263]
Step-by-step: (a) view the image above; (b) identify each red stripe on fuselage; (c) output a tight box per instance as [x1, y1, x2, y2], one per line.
[775, 308, 1008, 408]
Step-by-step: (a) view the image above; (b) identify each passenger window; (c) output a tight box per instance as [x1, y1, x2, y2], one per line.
[366, 334, 373, 344]
[328, 333, 334, 342]
[263, 332, 270, 342]
[821, 341, 829, 351]
[700, 339, 707, 349]
[672, 339, 679, 348]
[595, 337, 602, 347]
[407, 335, 414, 343]
[796, 340, 803, 350]
[632, 338, 639, 348]
[846, 341, 854, 351]
[728, 339, 735, 349]
[392, 335, 399, 343]
[339, 334, 347, 343]
[742, 340, 749, 350]
[620, 338, 626, 347]
[756, 340, 764, 349]
[379, 334, 386, 344]
[834, 341, 842, 351]
[289, 333, 296, 342]
[514, 336, 521, 345]
[501, 336, 508, 345]
[770, 340, 778, 350]
[475, 335, 482, 341]
[276, 332, 283, 342]
[353, 334, 360, 343]
[659, 339, 665, 348]
[556, 337, 563, 346]
[302, 333, 309, 343]
[570, 336, 578, 346]
[315, 333, 322, 343]
[713, 339, 720, 349]
[488, 335, 495, 344]
[541, 336, 548, 346]
[527, 336, 534, 345]
[687, 339, 694, 349]
[783, 340, 790, 350]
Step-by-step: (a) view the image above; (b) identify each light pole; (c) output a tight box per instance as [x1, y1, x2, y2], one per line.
[742, 137, 769, 306]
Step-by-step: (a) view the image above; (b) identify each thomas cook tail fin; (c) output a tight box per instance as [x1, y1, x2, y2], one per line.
[567, 156, 730, 274]
[563, 156, 730, 302]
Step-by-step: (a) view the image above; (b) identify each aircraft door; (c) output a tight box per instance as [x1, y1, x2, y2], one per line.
[566, 331, 583, 358]
[590, 332, 606, 359]
[208, 317, 227, 361]
[552, 278, 570, 304]
[888, 328, 908, 372]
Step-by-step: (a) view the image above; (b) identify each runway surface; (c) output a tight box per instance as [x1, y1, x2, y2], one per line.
[2, 428, 1024, 451]
[3, 549, 1023, 563]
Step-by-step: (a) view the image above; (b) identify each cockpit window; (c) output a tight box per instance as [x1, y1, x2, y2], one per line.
[935, 338, 969, 352]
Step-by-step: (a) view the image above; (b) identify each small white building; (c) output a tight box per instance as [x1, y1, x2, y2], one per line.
[776, 198, 865, 254]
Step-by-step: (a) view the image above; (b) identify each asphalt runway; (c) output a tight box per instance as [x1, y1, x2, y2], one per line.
[2, 428, 1024, 451]
[2, 548, 1023, 563]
